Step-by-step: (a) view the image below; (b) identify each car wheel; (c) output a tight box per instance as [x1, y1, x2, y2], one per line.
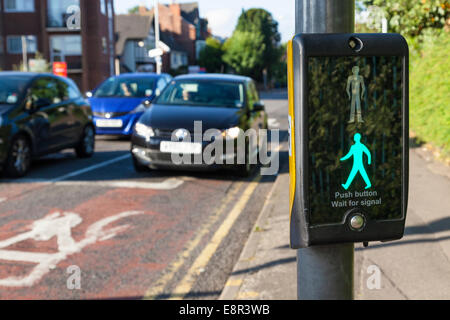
[5, 135, 32, 178]
[76, 125, 95, 158]
[132, 156, 150, 173]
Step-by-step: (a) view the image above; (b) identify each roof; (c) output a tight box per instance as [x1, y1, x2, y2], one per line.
[174, 73, 252, 82]
[160, 31, 188, 53]
[115, 14, 153, 55]
[0, 72, 39, 78]
[113, 73, 169, 79]
[179, 2, 200, 25]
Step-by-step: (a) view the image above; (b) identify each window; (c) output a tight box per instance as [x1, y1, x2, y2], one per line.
[155, 78, 167, 96]
[28, 78, 61, 105]
[100, 0, 106, 15]
[7, 35, 37, 54]
[58, 79, 81, 101]
[156, 80, 245, 108]
[50, 35, 82, 56]
[0, 75, 30, 105]
[47, 0, 80, 28]
[4, 0, 34, 12]
[94, 77, 157, 98]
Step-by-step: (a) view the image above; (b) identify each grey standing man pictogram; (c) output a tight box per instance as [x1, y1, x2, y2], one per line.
[346, 66, 366, 124]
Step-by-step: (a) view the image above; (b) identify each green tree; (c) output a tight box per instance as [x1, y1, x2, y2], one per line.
[272, 43, 288, 87]
[128, 6, 147, 14]
[223, 31, 265, 78]
[362, 0, 449, 36]
[224, 9, 281, 81]
[198, 37, 225, 73]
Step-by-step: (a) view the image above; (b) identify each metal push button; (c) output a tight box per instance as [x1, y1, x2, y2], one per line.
[349, 214, 365, 231]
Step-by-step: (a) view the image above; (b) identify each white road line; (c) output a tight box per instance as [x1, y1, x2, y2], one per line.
[12, 154, 131, 184]
[57, 178, 184, 190]
[4, 154, 185, 191]
[50, 154, 131, 182]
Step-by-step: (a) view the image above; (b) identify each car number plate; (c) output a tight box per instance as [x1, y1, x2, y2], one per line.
[96, 119, 123, 128]
[160, 141, 202, 155]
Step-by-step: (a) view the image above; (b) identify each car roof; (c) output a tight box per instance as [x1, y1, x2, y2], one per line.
[174, 73, 252, 83]
[0, 71, 40, 79]
[113, 73, 169, 79]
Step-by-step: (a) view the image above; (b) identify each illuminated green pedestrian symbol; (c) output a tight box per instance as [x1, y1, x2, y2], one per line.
[340, 133, 372, 190]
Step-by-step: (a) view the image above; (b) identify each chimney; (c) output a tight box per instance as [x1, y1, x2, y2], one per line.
[138, 5, 148, 15]
[169, 2, 181, 18]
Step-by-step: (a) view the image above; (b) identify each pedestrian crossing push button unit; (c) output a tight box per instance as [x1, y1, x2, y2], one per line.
[288, 33, 409, 248]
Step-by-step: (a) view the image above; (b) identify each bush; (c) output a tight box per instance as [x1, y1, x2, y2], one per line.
[409, 31, 450, 156]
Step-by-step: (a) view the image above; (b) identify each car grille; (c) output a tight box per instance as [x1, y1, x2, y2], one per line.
[154, 129, 175, 139]
[94, 111, 129, 118]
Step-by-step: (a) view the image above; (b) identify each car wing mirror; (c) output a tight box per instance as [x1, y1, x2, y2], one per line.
[253, 101, 265, 112]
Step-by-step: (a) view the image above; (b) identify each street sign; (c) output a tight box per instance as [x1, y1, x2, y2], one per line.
[52, 61, 68, 77]
[288, 34, 409, 248]
[29, 59, 47, 72]
[149, 48, 164, 58]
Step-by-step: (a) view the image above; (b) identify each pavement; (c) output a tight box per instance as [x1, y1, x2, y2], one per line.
[220, 141, 450, 300]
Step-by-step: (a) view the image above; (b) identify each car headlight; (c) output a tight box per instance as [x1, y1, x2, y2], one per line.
[135, 122, 155, 138]
[130, 104, 147, 114]
[222, 127, 241, 140]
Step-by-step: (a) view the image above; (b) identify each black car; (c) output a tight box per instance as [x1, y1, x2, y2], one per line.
[131, 74, 268, 176]
[0, 72, 95, 177]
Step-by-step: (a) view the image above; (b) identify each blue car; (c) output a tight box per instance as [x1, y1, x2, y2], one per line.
[88, 73, 172, 136]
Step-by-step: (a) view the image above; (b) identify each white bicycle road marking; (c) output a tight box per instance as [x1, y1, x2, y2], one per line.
[0, 211, 144, 288]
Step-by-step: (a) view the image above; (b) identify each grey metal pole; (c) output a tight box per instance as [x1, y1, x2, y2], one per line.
[295, 0, 355, 300]
[21, 36, 28, 72]
[154, 0, 162, 74]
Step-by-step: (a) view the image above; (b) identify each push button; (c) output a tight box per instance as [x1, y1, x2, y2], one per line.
[349, 214, 365, 231]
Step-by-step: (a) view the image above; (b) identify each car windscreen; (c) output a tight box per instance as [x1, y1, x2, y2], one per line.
[94, 77, 156, 98]
[0, 76, 29, 105]
[155, 80, 245, 108]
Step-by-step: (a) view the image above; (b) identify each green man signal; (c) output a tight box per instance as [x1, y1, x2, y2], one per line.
[340, 133, 372, 190]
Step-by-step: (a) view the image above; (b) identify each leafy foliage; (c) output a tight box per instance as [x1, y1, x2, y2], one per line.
[409, 32, 450, 156]
[362, 0, 450, 36]
[198, 37, 225, 73]
[223, 31, 265, 79]
[224, 9, 281, 81]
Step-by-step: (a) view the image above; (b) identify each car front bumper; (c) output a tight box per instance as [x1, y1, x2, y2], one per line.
[94, 113, 143, 136]
[131, 135, 239, 170]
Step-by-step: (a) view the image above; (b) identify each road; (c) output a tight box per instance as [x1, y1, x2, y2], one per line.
[0, 90, 288, 300]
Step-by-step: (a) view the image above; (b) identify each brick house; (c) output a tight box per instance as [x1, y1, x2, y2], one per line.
[135, 2, 210, 73]
[0, 0, 116, 92]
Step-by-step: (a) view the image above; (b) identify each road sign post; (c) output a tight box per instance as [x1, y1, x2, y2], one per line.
[153, 0, 162, 74]
[289, 0, 409, 300]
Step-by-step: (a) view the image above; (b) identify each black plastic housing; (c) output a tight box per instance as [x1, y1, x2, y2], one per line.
[290, 33, 409, 248]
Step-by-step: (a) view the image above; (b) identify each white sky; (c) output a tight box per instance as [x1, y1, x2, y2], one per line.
[113, 0, 296, 42]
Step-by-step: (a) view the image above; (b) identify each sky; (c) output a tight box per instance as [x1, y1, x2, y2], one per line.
[113, 0, 296, 42]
